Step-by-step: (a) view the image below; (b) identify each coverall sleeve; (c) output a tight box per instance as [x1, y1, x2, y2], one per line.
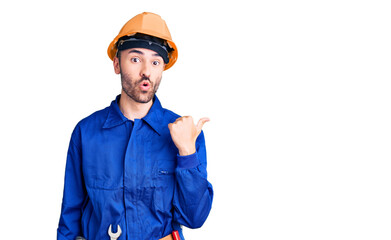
[173, 131, 214, 228]
[57, 126, 86, 240]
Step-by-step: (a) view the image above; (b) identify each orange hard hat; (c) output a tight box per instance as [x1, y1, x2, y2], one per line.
[107, 12, 178, 71]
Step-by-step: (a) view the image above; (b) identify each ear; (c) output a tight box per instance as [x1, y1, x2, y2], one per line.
[113, 56, 121, 74]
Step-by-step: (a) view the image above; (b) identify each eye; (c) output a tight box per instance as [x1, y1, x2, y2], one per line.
[131, 57, 140, 63]
[152, 60, 160, 66]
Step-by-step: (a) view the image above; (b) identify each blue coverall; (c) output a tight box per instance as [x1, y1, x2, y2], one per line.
[57, 95, 213, 240]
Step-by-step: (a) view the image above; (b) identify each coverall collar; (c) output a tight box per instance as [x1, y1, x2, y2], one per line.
[102, 94, 164, 135]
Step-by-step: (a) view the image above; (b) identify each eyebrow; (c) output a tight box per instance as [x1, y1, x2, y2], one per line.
[128, 49, 144, 55]
[128, 49, 161, 57]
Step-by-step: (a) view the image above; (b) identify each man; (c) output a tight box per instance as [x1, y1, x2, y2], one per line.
[57, 12, 213, 240]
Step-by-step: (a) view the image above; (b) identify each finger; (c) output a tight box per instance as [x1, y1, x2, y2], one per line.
[180, 116, 192, 121]
[196, 117, 210, 134]
[174, 116, 190, 123]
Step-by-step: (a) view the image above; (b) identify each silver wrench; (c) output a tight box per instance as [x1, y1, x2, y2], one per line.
[108, 224, 122, 240]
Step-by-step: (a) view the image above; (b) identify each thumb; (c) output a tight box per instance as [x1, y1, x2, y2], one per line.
[196, 117, 210, 135]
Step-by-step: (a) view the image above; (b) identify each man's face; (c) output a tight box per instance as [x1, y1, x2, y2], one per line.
[114, 48, 165, 103]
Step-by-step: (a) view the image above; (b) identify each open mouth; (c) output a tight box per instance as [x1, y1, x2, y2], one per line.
[140, 80, 151, 91]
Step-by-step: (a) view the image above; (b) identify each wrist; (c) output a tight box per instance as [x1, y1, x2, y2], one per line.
[178, 146, 196, 156]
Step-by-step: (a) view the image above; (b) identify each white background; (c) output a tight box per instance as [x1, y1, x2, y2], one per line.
[0, 0, 390, 239]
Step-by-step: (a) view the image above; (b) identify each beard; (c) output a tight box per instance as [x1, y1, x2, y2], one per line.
[120, 72, 162, 104]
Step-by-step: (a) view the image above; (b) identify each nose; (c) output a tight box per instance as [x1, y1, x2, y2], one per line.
[140, 62, 151, 79]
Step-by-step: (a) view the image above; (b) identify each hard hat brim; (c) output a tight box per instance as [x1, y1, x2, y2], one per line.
[107, 33, 177, 71]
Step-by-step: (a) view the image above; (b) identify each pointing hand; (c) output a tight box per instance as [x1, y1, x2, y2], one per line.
[168, 116, 210, 156]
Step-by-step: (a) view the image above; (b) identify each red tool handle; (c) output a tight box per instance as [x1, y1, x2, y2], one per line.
[172, 230, 180, 240]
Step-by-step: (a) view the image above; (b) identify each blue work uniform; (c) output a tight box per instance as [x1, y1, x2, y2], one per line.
[57, 95, 213, 240]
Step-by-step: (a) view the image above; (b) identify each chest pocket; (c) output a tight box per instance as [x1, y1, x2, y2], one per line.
[154, 138, 177, 183]
[83, 154, 124, 189]
[153, 153, 177, 211]
[82, 136, 126, 190]
[82, 124, 135, 189]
